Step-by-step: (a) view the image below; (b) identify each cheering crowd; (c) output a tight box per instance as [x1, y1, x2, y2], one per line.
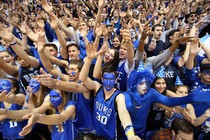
[0, 0, 210, 139]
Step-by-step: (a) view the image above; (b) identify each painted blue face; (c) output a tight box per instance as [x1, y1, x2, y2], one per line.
[0, 79, 12, 94]
[49, 90, 62, 108]
[29, 79, 40, 93]
[103, 73, 116, 91]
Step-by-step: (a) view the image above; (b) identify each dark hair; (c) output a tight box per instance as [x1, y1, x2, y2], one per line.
[185, 12, 197, 23]
[69, 59, 84, 72]
[45, 43, 58, 52]
[152, 24, 162, 31]
[66, 42, 80, 51]
[167, 29, 180, 41]
[102, 65, 118, 78]
[171, 118, 193, 134]
[104, 48, 120, 68]
[200, 63, 210, 72]
[0, 50, 13, 57]
[7, 78, 19, 94]
[152, 77, 167, 95]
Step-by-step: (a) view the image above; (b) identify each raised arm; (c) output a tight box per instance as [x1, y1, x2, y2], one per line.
[0, 58, 19, 77]
[93, 24, 108, 80]
[48, 13, 67, 60]
[37, 39, 68, 81]
[135, 24, 151, 60]
[1, 29, 39, 68]
[79, 40, 101, 92]
[186, 39, 202, 70]
[93, 0, 105, 35]
[121, 29, 134, 68]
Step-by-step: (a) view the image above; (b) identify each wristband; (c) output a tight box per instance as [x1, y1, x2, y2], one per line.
[8, 41, 17, 47]
[125, 125, 135, 137]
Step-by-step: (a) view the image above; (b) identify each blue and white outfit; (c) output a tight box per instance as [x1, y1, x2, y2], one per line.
[93, 87, 122, 139]
[0, 103, 24, 139]
[51, 101, 77, 140]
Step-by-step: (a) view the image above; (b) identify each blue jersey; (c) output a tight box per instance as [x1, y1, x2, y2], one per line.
[18, 66, 40, 94]
[51, 101, 77, 140]
[117, 61, 127, 91]
[72, 92, 95, 134]
[93, 87, 122, 139]
[0, 102, 24, 139]
[79, 31, 94, 61]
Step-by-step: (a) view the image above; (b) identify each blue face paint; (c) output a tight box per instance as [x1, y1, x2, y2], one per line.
[202, 69, 210, 75]
[29, 79, 40, 93]
[71, 72, 76, 76]
[49, 90, 62, 108]
[103, 73, 116, 91]
[0, 79, 12, 94]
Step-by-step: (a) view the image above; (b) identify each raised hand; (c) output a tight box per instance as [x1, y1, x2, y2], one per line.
[0, 28, 15, 43]
[98, 43, 110, 56]
[95, 24, 103, 37]
[41, 0, 53, 13]
[85, 41, 98, 60]
[0, 90, 11, 102]
[120, 29, 132, 44]
[189, 38, 202, 56]
[48, 13, 58, 29]
[141, 24, 152, 40]
[18, 22, 27, 34]
[98, 0, 105, 8]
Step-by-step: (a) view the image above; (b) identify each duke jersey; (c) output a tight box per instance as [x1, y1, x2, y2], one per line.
[93, 87, 122, 139]
[0, 103, 24, 139]
[117, 61, 127, 92]
[18, 66, 39, 94]
[72, 92, 95, 134]
[51, 101, 77, 140]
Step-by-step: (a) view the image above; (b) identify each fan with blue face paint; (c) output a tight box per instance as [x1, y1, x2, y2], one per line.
[102, 73, 116, 91]
[29, 79, 40, 93]
[0, 79, 12, 94]
[49, 90, 62, 108]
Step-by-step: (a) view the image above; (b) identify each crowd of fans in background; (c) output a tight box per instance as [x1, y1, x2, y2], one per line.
[0, 0, 210, 139]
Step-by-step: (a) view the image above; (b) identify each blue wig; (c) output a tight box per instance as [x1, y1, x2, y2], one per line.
[128, 69, 155, 92]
